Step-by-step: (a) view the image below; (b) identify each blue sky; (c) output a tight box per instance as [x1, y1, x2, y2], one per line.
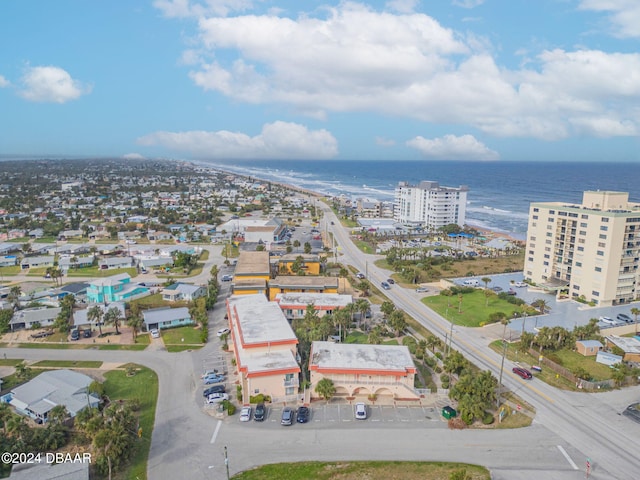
[1, 0, 639, 162]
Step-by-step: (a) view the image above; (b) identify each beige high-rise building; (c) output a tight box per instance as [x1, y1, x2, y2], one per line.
[524, 191, 640, 306]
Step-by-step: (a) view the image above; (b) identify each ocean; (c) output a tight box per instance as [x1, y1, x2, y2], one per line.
[200, 160, 640, 240]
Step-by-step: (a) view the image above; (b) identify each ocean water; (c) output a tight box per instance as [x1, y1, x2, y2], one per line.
[202, 160, 640, 239]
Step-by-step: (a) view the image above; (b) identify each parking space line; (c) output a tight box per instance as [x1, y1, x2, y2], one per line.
[210, 420, 222, 444]
[557, 445, 578, 470]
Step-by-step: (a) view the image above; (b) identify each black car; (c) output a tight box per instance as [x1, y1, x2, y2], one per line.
[296, 406, 310, 423]
[386, 278, 395, 284]
[254, 403, 266, 422]
[617, 313, 633, 323]
[83, 329, 92, 338]
[203, 385, 226, 397]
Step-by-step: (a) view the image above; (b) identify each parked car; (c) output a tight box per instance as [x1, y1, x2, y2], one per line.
[599, 316, 615, 325]
[354, 402, 367, 420]
[240, 406, 252, 422]
[416, 286, 429, 293]
[217, 327, 231, 337]
[150, 329, 160, 339]
[296, 406, 310, 423]
[200, 369, 220, 378]
[356, 272, 365, 279]
[281, 407, 294, 426]
[381, 282, 391, 290]
[507, 289, 517, 296]
[617, 313, 633, 323]
[514, 281, 527, 287]
[221, 274, 233, 282]
[203, 385, 226, 397]
[70, 329, 80, 341]
[254, 403, 266, 421]
[512, 367, 533, 379]
[491, 286, 503, 292]
[30, 330, 54, 339]
[206, 393, 229, 404]
[83, 329, 92, 338]
[203, 374, 225, 385]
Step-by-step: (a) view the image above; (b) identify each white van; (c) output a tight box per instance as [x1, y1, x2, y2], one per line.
[463, 279, 480, 287]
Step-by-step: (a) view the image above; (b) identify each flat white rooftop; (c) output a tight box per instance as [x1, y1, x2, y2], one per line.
[310, 341, 415, 373]
[238, 349, 299, 375]
[228, 294, 297, 346]
[275, 293, 353, 308]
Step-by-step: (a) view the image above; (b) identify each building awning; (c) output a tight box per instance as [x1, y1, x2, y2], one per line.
[540, 278, 569, 290]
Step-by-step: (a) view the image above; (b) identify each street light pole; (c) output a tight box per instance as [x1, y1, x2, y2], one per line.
[224, 446, 230, 480]
[497, 320, 509, 408]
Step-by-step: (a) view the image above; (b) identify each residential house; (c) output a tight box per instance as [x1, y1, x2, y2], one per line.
[10, 307, 61, 331]
[138, 257, 174, 271]
[275, 293, 352, 320]
[98, 256, 132, 270]
[309, 341, 419, 401]
[576, 340, 603, 356]
[58, 229, 84, 240]
[225, 294, 300, 404]
[147, 230, 173, 242]
[9, 369, 101, 423]
[142, 307, 193, 331]
[20, 255, 55, 270]
[86, 273, 149, 303]
[604, 335, 640, 362]
[160, 283, 207, 302]
[0, 255, 17, 267]
[59, 255, 94, 272]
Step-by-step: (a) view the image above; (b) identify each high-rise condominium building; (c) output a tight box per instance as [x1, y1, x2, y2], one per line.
[524, 191, 640, 306]
[394, 181, 468, 229]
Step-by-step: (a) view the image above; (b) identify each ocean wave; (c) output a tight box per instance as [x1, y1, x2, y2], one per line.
[467, 206, 529, 220]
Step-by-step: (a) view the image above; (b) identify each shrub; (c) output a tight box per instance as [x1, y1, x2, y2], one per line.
[482, 412, 494, 425]
[200, 326, 208, 343]
[424, 356, 436, 368]
[434, 351, 443, 360]
[222, 400, 236, 415]
[249, 394, 271, 404]
[434, 365, 442, 374]
[545, 352, 563, 365]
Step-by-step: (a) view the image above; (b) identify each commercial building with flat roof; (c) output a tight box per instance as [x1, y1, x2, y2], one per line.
[309, 341, 418, 401]
[275, 293, 352, 320]
[394, 181, 468, 229]
[525, 191, 640, 306]
[226, 294, 300, 404]
[268, 276, 339, 301]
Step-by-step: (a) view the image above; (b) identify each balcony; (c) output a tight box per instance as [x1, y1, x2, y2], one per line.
[283, 377, 299, 388]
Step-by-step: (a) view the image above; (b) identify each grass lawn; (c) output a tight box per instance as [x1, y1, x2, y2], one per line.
[66, 267, 138, 278]
[0, 358, 24, 366]
[7, 342, 148, 351]
[232, 461, 490, 480]
[161, 325, 203, 345]
[166, 344, 203, 353]
[199, 249, 209, 261]
[34, 236, 58, 243]
[344, 331, 368, 344]
[130, 293, 167, 308]
[353, 240, 376, 254]
[32, 360, 102, 368]
[104, 364, 158, 480]
[424, 290, 525, 327]
[551, 349, 613, 381]
[382, 339, 399, 345]
[0, 266, 21, 276]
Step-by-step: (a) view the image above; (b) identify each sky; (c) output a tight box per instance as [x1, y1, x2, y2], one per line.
[1, 0, 639, 162]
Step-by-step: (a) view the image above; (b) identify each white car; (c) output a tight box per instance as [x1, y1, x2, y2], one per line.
[514, 281, 527, 287]
[599, 316, 615, 325]
[200, 370, 219, 378]
[207, 393, 229, 404]
[354, 402, 367, 420]
[240, 406, 252, 422]
[217, 327, 231, 337]
[150, 329, 160, 339]
[416, 286, 429, 293]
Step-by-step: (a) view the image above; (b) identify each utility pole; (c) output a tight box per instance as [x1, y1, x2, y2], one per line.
[497, 320, 509, 408]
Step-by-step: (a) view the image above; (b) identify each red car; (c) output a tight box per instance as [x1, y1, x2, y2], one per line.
[512, 367, 533, 379]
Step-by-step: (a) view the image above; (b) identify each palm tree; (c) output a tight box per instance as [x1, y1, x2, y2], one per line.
[481, 277, 491, 290]
[426, 335, 441, 352]
[631, 307, 640, 335]
[104, 306, 123, 335]
[127, 314, 143, 342]
[87, 305, 104, 336]
[315, 378, 336, 403]
[8, 285, 21, 309]
[531, 298, 549, 315]
[355, 299, 370, 327]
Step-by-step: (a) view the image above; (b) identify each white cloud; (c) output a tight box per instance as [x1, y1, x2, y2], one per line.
[177, 3, 640, 141]
[0, 75, 9, 88]
[19, 66, 91, 103]
[406, 134, 499, 160]
[136, 121, 338, 159]
[579, 0, 640, 38]
[452, 0, 485, 8]
[123, 153, 146, 160]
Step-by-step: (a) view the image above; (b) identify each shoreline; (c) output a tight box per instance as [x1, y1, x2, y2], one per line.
[195, 160, 524, 243]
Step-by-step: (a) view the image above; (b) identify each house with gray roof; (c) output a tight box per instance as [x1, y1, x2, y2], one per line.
[10, 307, 61, 331]
[98, 256, 132, 270]
[9, 370, 100, 423]
[142, 307, 193, 331]
[20, 255, 55, 270]
[160, 283, 207, 302]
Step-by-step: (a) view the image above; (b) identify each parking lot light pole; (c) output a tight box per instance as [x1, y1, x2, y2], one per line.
[224, 446, 229, 480]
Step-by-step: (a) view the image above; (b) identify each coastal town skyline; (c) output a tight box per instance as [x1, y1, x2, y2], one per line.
[1, 1, 639, 162]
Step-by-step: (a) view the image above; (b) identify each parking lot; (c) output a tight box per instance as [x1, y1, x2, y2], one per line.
[231, 403, 449, 429]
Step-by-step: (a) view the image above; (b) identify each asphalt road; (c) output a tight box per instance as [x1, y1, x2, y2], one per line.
[2, 212, 639, 479]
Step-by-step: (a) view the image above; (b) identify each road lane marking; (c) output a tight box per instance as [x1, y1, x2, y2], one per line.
[210, 420, 222, 444]
[557, 445, 578, 469]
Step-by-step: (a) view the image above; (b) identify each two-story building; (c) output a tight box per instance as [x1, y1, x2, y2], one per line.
[86, 273, 149, 303]
[225, 294, 300, 404]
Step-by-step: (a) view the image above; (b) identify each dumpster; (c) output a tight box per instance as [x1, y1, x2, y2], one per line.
[442, 406, 457, 419]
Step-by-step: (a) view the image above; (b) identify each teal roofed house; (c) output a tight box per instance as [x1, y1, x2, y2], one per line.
[86, 273, 150, 303]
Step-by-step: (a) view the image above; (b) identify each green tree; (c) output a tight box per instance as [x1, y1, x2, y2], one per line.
[0, 309, 12, 334]
[126, 313, 143, 342]
[87, 305, 104, 337]
[315, 378, 336, 402]
[632, 307, 640, 335]
[103, 306, 123, 335]
[531, 298, 549, 315]
[380, 301, 395, 318]
[8, 285, 21, 309]
[389, 309, 407, 336]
